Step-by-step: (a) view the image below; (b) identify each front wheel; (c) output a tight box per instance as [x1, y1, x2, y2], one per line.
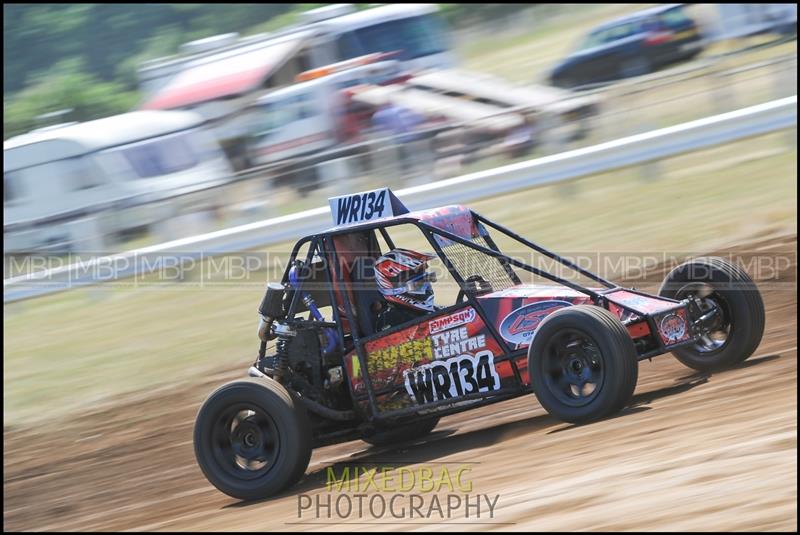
[528, 305, 639, 424]
[193, 377, 312, 501]
[659, 257, 765, 372]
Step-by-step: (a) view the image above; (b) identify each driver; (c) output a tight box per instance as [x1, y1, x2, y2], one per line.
[373, 248, 439, 331]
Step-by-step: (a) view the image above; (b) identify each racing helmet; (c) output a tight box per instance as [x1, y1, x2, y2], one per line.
[374, 248, 437, 312]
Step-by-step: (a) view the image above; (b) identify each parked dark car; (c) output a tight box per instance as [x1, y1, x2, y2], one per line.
[549, 4, 704, 89]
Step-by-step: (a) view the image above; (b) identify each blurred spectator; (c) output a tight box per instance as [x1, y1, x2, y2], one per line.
[371, 100, 426, 175]
[336, 92, 373, 144]
[371, 101, 425, 143]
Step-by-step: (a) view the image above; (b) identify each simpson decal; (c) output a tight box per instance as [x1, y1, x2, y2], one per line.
[659, 312, 688, 343]
[499, 300, 573, 345]
[403, 350, 500, 405]
[429, 308, 477, 334]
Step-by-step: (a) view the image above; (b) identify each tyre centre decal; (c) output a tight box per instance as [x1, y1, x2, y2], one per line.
[403, 323, 500, 405]
[498, 300, 574, 345]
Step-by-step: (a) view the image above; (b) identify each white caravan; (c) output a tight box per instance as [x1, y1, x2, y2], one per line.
[4, 110, 232, 252]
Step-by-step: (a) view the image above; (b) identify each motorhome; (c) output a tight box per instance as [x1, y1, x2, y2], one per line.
[136, 3, 599, 172]
[138, 4, 451, 98]
[3, 110, 233, 252]
[138, 5, 451, 121]
[242, 54, 407, 166]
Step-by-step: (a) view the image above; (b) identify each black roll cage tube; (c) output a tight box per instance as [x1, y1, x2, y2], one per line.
[472, 211, 617, 290]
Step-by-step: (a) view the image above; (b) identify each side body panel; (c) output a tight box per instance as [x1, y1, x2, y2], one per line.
[345, 305, 513, 414]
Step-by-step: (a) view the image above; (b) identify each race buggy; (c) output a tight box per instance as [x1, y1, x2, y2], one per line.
[194, 188, 765, 500]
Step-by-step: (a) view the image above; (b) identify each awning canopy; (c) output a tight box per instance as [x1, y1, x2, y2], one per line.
[411, 69, 601, 114]
[141, 34, 308, 111]
[349, 84, 524, 132]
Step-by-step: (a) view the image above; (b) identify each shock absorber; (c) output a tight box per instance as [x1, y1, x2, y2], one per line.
[271, 322, 296, 383]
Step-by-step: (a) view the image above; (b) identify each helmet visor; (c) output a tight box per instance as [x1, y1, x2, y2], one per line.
[405, 272, 436, 295]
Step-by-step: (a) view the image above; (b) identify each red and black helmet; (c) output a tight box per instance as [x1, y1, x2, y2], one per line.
[374, 248, 437, 312]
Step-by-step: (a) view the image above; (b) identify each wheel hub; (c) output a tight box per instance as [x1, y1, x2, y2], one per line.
[211, 407, 279, 478]
[680, 283, 732, 354]
[241, 429, 259, 449]
[544, 330, 605, 407]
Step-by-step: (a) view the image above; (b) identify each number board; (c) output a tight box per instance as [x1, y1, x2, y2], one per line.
[329, 188, 409, 227]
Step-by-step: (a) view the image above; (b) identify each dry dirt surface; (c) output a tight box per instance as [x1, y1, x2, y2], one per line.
[4, 234, 797, 532]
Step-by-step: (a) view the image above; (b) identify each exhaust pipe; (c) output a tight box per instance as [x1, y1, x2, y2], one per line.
[248, 367, 357, 421]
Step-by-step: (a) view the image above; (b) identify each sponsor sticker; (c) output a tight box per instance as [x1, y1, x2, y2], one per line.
[659, 312, 687, 343]
[430, 325, 486, 360]
[330, 189, 389, 226]
[329, 187, 408, 226]
[499, 300, 573, 345]
[429, 308, 477, 334]
[403, 350, 500, 405]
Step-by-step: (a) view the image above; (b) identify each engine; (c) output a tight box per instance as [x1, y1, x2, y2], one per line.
[254, 262, 348, 408]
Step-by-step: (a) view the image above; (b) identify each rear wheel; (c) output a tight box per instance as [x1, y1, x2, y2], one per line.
[194, 377, 312, 501]
[659, 257, 765, 372]
[528, 305, 638, 424]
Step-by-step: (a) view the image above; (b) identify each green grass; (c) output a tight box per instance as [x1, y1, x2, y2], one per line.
[3, 132, 796, 427]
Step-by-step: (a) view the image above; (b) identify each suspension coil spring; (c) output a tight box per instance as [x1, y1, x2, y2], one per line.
[272, 322, 295, 382]
[274, 337, 290, 380]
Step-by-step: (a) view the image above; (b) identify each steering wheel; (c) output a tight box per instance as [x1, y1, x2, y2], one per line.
[457, 275, 493, 303]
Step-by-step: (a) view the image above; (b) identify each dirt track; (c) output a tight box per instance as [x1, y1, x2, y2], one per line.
[3, 234, 797, 532]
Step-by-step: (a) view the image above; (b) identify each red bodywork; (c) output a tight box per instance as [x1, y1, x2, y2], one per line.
[343, 282, 691, 415]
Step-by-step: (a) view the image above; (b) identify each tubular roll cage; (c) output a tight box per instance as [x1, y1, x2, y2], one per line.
[275, 209, 682, 424]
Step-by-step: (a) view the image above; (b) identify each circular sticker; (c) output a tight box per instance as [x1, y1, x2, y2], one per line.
[660, 313, 686, 342]
[499, 300, 573, 345]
